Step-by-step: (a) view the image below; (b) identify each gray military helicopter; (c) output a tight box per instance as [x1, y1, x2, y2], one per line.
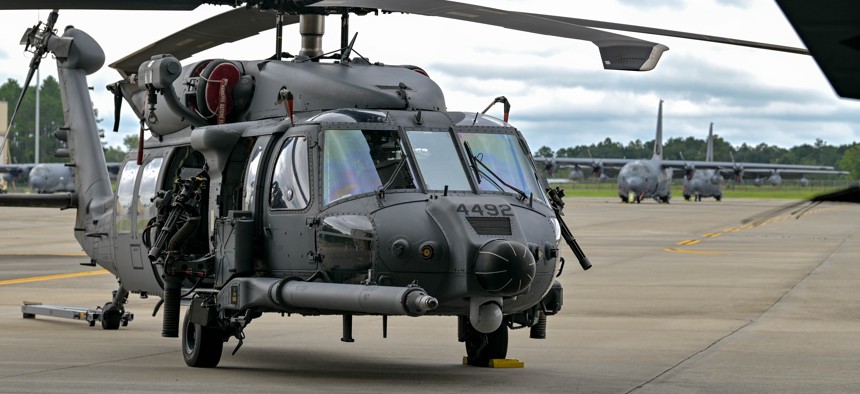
[0, 0, 817, 369]
[539, 101, 845, 203]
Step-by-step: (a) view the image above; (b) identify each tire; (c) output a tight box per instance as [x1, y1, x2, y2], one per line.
[182, 310, 225, 368]
[464, 320, 508, 367]
[101, 303, 121, 330]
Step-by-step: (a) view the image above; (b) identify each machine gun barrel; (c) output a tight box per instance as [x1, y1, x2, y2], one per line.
[559, 217, 592, 270]
[547, 187, 592, 271]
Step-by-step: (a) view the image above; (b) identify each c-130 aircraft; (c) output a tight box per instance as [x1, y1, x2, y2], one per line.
[0, 0, 814, 368]
[539, 100, 844, 203]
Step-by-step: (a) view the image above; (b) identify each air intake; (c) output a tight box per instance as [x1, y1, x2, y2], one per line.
[466, 217, 512, 236]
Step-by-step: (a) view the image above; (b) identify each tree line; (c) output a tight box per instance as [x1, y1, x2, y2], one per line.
[0, 77, 132, 164]
[535, 136, 860, 179]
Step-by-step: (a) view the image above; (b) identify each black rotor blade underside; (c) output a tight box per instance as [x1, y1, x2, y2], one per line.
[777, 0, 860, 100]
[110, 8, 289, 77]
[0, 1, 212, 10]
[311, 0, 669, 71]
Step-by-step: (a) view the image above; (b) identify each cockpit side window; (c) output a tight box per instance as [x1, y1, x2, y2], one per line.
[115, 161, 139, 234]
[270, 136, 311, 210]
[322, 129, 416, 205]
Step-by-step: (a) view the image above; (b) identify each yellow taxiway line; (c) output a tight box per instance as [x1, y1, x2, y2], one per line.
[664, 248, 725, 255]
[0, 252, 88, 257]
[0, 269, 109, 286]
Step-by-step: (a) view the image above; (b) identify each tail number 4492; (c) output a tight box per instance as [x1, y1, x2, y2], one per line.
[456, 204, 513, 217]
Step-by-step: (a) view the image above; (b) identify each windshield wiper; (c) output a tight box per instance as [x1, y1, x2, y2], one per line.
[463, 141, 482, 184]
[377, 157, 409, 199]
[463, 142, 529, 201]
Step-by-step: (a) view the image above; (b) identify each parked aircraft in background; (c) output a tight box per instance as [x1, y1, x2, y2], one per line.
[0, 162, 120, 193]
[749, 169, 831, 187]
[536, 100, 846, 203]
[543, 153, 608, 183]
[682, 123, 722, 201]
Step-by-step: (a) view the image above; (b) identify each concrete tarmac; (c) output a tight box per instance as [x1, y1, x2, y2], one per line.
[0, 198, 859, 393]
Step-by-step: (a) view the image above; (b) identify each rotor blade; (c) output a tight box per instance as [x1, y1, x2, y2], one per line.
[109, 8, 291, 77]
[7, 61, 37, 133]
[310, 0, 669, 71]
[777, 0, 860, 99]
[526, 14, 810, 56]
[0, 1, 215, 10]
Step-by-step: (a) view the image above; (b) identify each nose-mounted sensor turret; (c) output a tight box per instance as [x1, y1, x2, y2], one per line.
[474, 239, 536, 296]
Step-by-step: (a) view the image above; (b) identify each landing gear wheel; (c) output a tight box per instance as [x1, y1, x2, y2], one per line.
[101, 303, 121, 330]
[182, 310, 225, 368]
[464, 320, 508, 367]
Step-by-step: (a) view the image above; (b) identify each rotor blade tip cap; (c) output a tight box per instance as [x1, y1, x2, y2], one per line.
[599, 43, 669, 71]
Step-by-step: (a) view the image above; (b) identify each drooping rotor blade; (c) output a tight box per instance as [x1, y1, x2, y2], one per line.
[777, 0, 860, 99]
[0, 1, 215, 10]
[7, 58, 38, 133]
[526, 13, 809, 56]
[310, 0, 669, 71]
[110, 8, 290, 77]
[4, 9, 60, 157]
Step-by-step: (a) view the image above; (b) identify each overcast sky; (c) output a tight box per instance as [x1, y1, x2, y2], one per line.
[0, 0, 858, 155]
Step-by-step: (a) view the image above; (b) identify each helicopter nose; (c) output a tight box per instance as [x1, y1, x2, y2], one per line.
[474, 239, 535, 296]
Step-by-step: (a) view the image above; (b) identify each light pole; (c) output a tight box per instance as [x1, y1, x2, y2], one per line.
[35, 68, 40, 164]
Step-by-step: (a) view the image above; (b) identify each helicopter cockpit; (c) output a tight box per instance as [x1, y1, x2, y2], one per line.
[306, 112, 548, 207]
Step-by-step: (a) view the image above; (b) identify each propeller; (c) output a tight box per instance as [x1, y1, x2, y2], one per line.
[730, 151, 744, 183]
[586, 149, 605, 179]
[679, 152, 694, 180]
[1, 9, 61, 159]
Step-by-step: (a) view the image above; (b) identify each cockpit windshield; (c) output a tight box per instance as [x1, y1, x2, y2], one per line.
[404, 130, 471, 191]
[457, 132, 546, 204]
[323, 129, 416, 205]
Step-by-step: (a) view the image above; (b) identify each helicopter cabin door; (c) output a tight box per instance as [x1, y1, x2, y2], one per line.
[262, 134, 315, 276]
[113, 152, 164, 295]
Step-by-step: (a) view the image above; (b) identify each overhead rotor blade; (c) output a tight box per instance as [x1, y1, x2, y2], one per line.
[110, 8, 290, 77]
[310, 0, 669, 71]
[527, 13, 810, 56]
[777, 0, 860, 99]
[0, 1, 215, 10]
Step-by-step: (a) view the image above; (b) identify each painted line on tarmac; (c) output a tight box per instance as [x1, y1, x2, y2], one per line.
[677, 239, 701, 245]
[0, 252, 88, 257]
[0, 269, 109, 286]
[664, 248, 725, 255]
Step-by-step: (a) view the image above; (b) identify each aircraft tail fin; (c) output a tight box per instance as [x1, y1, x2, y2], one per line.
[706, 123, 714, 162]
[652, 100, 663, 160]
[52, 27, 114, 257]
